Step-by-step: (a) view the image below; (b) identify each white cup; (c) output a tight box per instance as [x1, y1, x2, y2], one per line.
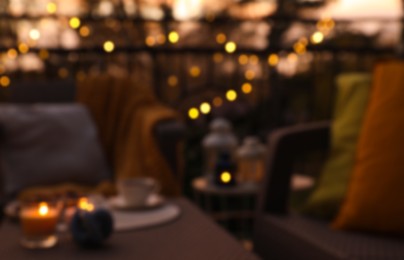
[117, 178, 160, 207]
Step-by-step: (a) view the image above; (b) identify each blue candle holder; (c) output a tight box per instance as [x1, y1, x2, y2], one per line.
[70, 208, 113, 248]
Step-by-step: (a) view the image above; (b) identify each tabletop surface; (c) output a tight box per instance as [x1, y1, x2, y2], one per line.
[192, 174, 314, 195]
[0, 198, 260, 260]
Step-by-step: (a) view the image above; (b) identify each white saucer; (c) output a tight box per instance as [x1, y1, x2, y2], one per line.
[108, 194, 165, 211]
[112, 203, 181, 231]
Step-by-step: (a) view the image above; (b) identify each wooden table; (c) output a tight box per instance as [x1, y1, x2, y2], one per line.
[0, 198, 260, 260]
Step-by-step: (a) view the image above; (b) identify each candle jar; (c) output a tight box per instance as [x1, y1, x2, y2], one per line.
[20, 200, 61, 249]
[236, 137, 267, 183]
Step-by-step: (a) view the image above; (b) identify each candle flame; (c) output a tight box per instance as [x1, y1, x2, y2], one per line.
[38, 202, 49, 216]
[78, 197, 95, 212]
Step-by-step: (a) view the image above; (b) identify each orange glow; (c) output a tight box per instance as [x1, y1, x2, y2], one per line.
[268, 54, 279, 66]
[145, 36, 156, 46]
[213, 97, 223, 107]
[0, 76, 11, 88]
[7, 48, 18, 59]
[58, 68, 69, 78]
[190, 66, 201, 77]
[167, 75, 178, 87]
[38, 202, 49, 216]
[241, 83, 253, 94]
[18, 43, 29, 54]
[79, 26, 91, 37]
[245, 70, 255, 80]
[249, 55, 259, 65]
[78, 197, 95, 212]
[213, 53, 224, 63]
[216, 33, 226, 44]
[238, 54, 249, 65]
[39, 49, 49, 60]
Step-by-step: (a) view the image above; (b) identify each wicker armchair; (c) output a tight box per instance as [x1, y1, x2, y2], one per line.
[253, 122, 404, 260]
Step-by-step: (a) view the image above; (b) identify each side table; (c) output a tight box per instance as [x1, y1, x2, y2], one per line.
[192, 174, 314, 241]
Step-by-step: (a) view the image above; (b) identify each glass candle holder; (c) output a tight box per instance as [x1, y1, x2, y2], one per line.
[20, 201, 60, 249]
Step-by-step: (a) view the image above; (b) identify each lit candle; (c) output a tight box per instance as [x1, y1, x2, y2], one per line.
[20, 202, 58, 238]
[214, 153, 237, 187]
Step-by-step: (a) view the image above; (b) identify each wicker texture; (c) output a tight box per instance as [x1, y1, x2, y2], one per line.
[255, 214, 404, 260]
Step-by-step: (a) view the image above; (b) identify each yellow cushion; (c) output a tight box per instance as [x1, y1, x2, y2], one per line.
[303, 74, 371, 219]
[333, 61, 404, 235]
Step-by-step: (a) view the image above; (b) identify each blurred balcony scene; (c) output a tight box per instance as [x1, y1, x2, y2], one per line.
[1, 0, 404, 259]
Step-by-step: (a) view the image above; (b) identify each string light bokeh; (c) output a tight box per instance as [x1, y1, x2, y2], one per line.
[0, 0, 401, 121]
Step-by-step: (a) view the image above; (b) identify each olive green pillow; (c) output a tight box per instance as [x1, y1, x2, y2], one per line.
[303, 73, 371, 219]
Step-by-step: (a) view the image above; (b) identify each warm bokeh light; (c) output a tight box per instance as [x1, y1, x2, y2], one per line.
[46, 2, 57, 14]
[168, 31, 180, 43]
[213, 97, 223, 107]
[238, 54, 249, 65]
[76, 71, 86, 82]
[58, 68, 69, 78]
[79, 26, 91, 37]
[299, 37, 309, 46]
[103, 41, 115, 52]
[311, 31, 324, 44]
[216, 33, 227, 44]
[38, 202, 49, 216]
[268, 54, 279, 66]
[225, 41, 237, 53]
[78, 198, 95, 212]
[190, 66, 201, 77]
[288, 53, 298, 62]
[245, 70, 255, 80]
[293, 42, 307, 55]
[39, 49, 49, 60]
[29, 29, 41, 40]
[7, 48, 18, 59]
[157, 34, 166, 44]
[213, 53, 224, 63]
[317, 0, 402, 20]
[0, 76, 11, 88]
[69, 17, 81, 29]
[145, 36, 156, 46]
[188, 108, 199, 120]
[200, 102, 211, 114]
[226, 90, 237, 101]
[18, 43, 29, 54]
[167, 75, 178, 87]
[241, 83, 253, 94]
[249, 55, 259, 65]
[317, 18, 335, 32]
[220, 171, 232, 183]
[173, 0, 203, 21]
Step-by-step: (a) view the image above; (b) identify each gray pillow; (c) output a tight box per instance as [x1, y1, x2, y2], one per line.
[0, 104, 110, 195]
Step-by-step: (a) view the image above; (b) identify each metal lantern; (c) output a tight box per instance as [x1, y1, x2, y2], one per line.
[202, 118, 238, 177]
[236, 136, 266, 183]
